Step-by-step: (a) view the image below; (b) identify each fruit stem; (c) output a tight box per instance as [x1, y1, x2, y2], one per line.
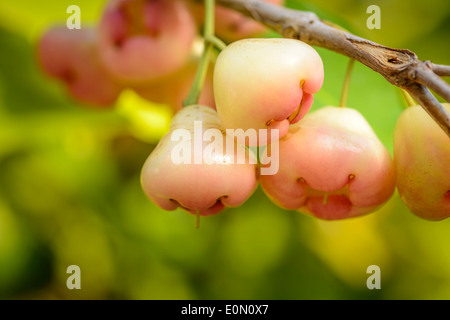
[203, 0, 214, 38]
[183, 0, 217, 107]
[339, 58, 355, 108]
[400, 88, 417, 108]
[205, 35, 227, 51]
[195, 210, 200, 229]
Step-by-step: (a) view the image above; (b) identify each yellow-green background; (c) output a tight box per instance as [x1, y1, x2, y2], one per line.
[0, 0, 449, 300]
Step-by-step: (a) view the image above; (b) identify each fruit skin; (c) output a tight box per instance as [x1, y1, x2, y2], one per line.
[140, 105, 259, 216]
[213, 38, 324, 146]
[97, 0, 197, 84]
[259, 106, 395, 220]
[37, 27, 122, 107]
[394, 104, 450, 221]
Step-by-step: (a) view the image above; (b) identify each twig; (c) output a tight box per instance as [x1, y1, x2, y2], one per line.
[215, 0, 450, 138]
[414, 63, 450, 102]
[432, 63, 450, 77]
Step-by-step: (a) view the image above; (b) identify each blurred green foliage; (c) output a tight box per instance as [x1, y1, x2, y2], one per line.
[0, 0, 449, 300]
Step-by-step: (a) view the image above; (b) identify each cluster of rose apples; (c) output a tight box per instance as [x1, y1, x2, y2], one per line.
[37, 0, 282, 109]
[37, 0, 449, 222]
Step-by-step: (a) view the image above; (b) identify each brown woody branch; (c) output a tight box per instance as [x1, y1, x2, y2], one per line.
[216, 0, 450, 138]
[432, 64, 450, 77]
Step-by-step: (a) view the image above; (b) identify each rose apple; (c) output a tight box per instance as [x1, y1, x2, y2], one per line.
[213, 38, 324, 146]
[259, 106, 395, 220]
[97, 0, 197, 84]
[141, 105, 259, 216]
[394, 103, 450, 220]
[37, 27, 122, 107]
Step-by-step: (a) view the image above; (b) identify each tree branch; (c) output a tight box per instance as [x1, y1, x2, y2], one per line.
[216, 0, 450, 138]
[432, 63, 450, 77]
[415, 63, 450, 103]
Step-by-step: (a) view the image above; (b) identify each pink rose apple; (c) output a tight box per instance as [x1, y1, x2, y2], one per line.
[141, 105, 259, 216]
[213, 38, 324, 146]
[97, 0, 197, 84]
[259, 106, 395, 220]
[37, 27, 122, 107]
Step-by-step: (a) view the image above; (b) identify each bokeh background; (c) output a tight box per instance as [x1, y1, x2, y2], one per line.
[0, 0, 449, 300]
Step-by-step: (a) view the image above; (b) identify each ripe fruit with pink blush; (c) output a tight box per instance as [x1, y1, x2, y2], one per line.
[97, 0, 197, 84]
[37, 27, 122, 107]
[140, 105, 258, 217]
[213, 38, 324, 146]
[394, 103, 450, 221]
[259, 106, 395, 220]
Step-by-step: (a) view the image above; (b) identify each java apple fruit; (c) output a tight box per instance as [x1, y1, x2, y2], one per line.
[97, 0, 197, 84]
[213, 38, 324, 146]
[37, 27, 122, 107]
[394, 103, 450, 220]
[259, 106, 395, 220]
[141, 105, 259, 216]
